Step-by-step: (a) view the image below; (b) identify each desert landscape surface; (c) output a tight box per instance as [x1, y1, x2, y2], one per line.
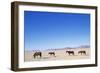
[24, 46, 90, 62]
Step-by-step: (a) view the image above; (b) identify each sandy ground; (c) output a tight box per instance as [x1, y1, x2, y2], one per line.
[24, 48, 90, 62]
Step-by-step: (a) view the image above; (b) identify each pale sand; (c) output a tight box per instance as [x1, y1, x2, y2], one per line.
[24, 48, 90, 62]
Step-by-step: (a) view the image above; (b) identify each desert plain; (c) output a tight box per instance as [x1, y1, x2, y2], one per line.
[25, 47, 90, 62]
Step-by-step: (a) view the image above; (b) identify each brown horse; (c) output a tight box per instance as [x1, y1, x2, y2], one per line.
[78, 50, 86, 55]
[48, 52, 55, 57]
[33, 52, 42, 58]
[66, 51, 74, 55]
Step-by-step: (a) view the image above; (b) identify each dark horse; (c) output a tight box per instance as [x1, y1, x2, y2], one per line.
[66, 51, 74, 55]
[48, 52, 55, 57]
[78, 50, 86, 55]
[33, 52, 42, 58]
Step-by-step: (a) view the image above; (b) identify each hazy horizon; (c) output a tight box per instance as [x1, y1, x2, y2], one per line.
[24, 11, 90, 51]
[25, 45, 90, 51]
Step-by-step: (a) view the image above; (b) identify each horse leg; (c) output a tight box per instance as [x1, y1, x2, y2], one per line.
[73, 53, 74, 55]
[54, 53, 56, 57]
[84, 52, 86, 55]
[81, 52, 82, 55]
[40, 54, 42, 58]
[34, 55, 36, 59]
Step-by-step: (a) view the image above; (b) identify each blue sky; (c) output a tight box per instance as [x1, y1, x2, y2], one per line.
[24, 11, 90, 51]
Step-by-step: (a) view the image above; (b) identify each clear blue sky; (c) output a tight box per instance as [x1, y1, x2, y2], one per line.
[24, 11, 90, 51]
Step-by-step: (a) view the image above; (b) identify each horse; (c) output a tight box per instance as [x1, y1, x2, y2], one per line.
[66, 51, 74, 55]
[33, 52, 42, 58]
[48, 52, 55, 57]
[78, 50, 86, 55]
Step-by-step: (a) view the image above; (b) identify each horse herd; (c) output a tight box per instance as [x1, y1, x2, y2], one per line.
[33, 50, 86, 59]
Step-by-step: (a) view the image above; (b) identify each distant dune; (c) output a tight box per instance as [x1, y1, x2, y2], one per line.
[24, 47, 90, 62]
